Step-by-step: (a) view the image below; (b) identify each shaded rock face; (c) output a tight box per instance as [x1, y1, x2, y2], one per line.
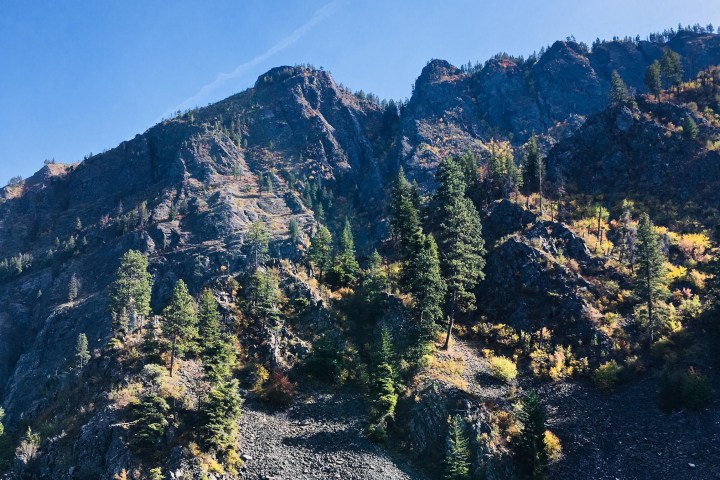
[547, 99, 720, 206]
[398, 33, 720, 187]
[478, 202, 595, 341]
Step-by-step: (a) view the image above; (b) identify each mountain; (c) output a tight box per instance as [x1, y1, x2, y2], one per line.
[1, 28, 720, 480]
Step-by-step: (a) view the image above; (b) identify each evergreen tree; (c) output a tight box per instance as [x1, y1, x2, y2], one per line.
[368, 326, 397, 440]
[131, 393, 171, 448]
[245, 221, 269, 268]
[635, 213, 668, 343]
[109, 250, 153, 334]
[75, 333, 90, 369]
[288, 219, 299, 243]
[645, 60, 662, 99]
[516, 392, 548, 479]
[486, 140, 521, 200]
[444, 415, 471, 480]
[332, 218, 360, 286]
[201, 378, 242, 450]
[609, 70, 629, 103]
[390, 167, 421, 260]
[141, 318, 164, 365]
[162, 279, 197, 376]
[435, 157, 486, 349]
[247, 269, 282, 362]
[522, 136, 544, 204]
[683, 116, 699, 139]
[68, 273, 80, 302]
[309, 225, 333, 280]
[660, 49, 683, 90]
[408, 234, 446, 341]
[360, 250, 388, 307]
[198, 288, 221, 344]
[203, 335, 237, 384]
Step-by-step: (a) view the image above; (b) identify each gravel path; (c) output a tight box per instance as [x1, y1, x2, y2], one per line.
[237, 391, 429, 480]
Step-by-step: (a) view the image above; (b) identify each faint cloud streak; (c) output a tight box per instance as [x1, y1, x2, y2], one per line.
[163, 1, 341, 118]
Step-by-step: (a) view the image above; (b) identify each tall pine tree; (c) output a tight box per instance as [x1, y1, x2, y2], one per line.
[516, 391, 549, 479]
[635, 213, 667, 343]
[444, 415, 471, 480]
[162, 279, 197, 376]
[390, 167, 421, 260]
[332, 218, 360, 286]
[408, 234, 446, 342]
[109, 250, 153, 335]
[435, 157, 486, 349]
[309, 225, 333, 280]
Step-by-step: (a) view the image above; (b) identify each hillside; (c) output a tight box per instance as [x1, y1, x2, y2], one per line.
[1, 28, 720, 480]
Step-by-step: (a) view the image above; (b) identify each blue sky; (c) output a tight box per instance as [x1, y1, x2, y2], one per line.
[1, 0, 719, 183]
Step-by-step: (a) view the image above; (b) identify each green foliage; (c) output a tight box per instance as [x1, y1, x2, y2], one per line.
[68, 273, 80, 301]
[369, 325, 397, 440]
[485, 140, 521, 199]
[659, 367, 713, 411]
[109, 250, 153, 335]
[148, 467, 163, 480]
[162, 279, 198, 376]
[435, 156, 486, 347]
[331, 219, 360, 287]
[635, 213, 668, 342]
[593, 360, 623, 393]
[245, 221, 269, 268]
[408, 234, 446, 340]
[645, 60, 662, 98]
[444, 415, 471, 480]
[201, 378, 242, 450]
[390, 167, 421, 260]
[131, 393, 171, 449]
[198, 288, 221, 344]
[683, 116, 699, 140]
[515, 391, 548, 479]
[247, 269, 281, 327]
[309, 225, 333, 279]
[522, 136, 544, 195]
[141, 319, 164, 365]
[660, 49, 683, 89]
[488, 355, 518, 383]
[288, 219, 299, 243]
[610, 70, 629, 103]
[75, 333, 90, 370]
[203, 335, 237, 385]
[304, 334, 345, 383]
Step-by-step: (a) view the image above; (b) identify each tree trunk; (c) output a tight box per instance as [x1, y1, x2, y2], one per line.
[443, 292, 457, 350]
[169, 336, 177, 377]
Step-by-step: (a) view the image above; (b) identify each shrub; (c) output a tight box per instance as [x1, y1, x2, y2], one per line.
[261, 370, 296, 407]
[488, 356, 518, 383]
[543, 430, 562, 462]
[661, 367, 713, 410]
[593, 360, 622, 393]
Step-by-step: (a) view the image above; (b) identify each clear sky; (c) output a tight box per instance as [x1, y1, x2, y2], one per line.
[1, 0, 719, 183]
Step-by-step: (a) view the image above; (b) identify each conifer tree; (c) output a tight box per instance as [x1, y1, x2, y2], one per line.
[141, 318, 164, 365]
[683, 116, 699, 139]
[516, 392, 548, 479]
[75, 333, 90, 369]
[435, 157, 486, 349]
[68, 273, 80, 302]
[361, 250, 388, 306]
[609, 70, 629, 103]
[635, 213, 667, 343]
[645, 60, 662, 99]
[390, 167, 421, 260]
[109, 250, 153, 334]
[198, 288, 221, 344]
[660, 49, 683, 90]
[245, 220, 269, 268]
[288, 219, 299, 243]
[522, 136, 544, 206]
[247, 269, 282, 362]
[333, 218, 360, 286]
[201, 378, 242, 450]
[203, 335, 237, 384]
[368, 326, 397, 441]
[408, 234, 446, 341]
[309, 225, 333, 280]
[444, 415, 471, 480]
[131, 393, 171, 448]
[162, 279, 197, 376]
